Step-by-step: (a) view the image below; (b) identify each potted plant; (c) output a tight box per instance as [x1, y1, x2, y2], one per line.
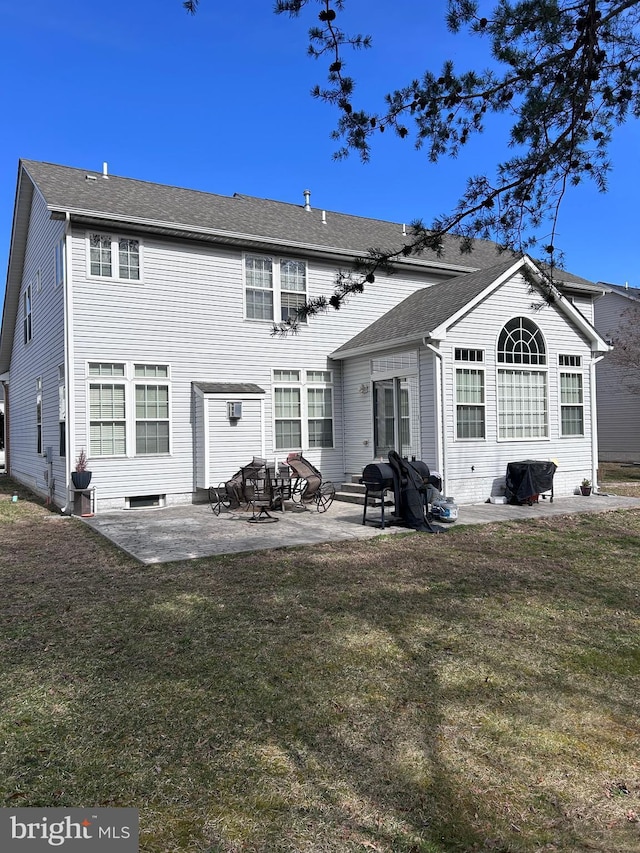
[580, 478, 592, 496]
[71, 449, 92, 490]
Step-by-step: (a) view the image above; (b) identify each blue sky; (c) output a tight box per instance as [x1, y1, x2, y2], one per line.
[1, 0, 638, 312]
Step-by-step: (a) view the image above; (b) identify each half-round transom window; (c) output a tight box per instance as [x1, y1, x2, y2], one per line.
[497, 317, 546, 365]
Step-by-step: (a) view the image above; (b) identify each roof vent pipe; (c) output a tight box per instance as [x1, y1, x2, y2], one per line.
[402, 223, 407, 235]
[303, 189, 311, 211]
[102, 162, 109, 179]
[321, 210, 327, 225]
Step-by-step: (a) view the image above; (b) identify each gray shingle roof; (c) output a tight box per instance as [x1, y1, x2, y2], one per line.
[18, 159, 543, 275]
[331, 256, 525, 356]
[599, 283, 640, 302]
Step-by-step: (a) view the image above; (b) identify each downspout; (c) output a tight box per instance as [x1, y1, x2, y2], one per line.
[61, 212, 74, 514]
[425, 341, 448, 494]
[590, 354, 605, 492]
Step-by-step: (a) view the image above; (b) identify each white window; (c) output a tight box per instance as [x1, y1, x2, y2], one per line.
[280, 259, 307, 323]
[245, 255, 307, 322]
[88, 363, 170, 457]
[559, 356, 584, 437]
[55, 238, 65, 288]
[89, 363, 127, 456]
[455, 350, 485, 439]
[497, 318, 548, 439]
[36, 377, 42, 455]
[245, 255, 273, 320]
[88, 233, 141, 281]
[273, 369, 333, 450]
[134, 365, 170, 455]
[23, 283, 32, 344]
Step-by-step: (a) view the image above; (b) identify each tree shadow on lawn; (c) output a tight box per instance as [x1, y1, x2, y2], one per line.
[1, 504, 640, 851]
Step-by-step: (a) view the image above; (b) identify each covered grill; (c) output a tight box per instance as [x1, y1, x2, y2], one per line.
[361, 458, 436, 529]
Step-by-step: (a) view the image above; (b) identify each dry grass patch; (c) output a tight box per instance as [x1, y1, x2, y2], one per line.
[1, 474, 639, 852]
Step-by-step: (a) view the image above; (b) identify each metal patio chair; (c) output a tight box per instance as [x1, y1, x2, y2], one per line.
[285, 452, 335, 512]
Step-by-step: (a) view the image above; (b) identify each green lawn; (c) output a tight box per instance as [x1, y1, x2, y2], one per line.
[1, 474, 639, 852]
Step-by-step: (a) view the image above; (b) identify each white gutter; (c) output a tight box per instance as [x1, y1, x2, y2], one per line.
[426, 341, 447, 495]
[590, 354, 605, 491]
[61, 212, 74, 514]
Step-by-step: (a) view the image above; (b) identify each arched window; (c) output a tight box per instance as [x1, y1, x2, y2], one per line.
[497, 317, 546, 365]
[497, 318, 548, 439]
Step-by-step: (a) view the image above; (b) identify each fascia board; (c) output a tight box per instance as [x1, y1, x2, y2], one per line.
[331, 333, 426, 360]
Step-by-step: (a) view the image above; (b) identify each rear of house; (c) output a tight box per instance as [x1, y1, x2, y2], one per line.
[0, 160, 610, 511]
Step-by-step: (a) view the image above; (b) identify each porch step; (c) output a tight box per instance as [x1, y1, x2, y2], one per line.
[333, 479, 393, 507]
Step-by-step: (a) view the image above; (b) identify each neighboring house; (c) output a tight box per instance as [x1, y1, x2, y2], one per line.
[594, 283, 640, 463]
[0, 159, 610, 511]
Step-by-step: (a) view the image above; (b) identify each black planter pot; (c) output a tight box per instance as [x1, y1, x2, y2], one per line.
[71, 471, 92, 490]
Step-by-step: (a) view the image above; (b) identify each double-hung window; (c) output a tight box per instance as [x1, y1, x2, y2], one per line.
[245, 255, 307, 322]
[497, 317, 548, 439]
[134, 365, 170, 454]
[89, 363, 127, 456]
[88, 233, 141, 281]
[455, 349, 485, 439]
[274, 369, 333, 450]
[559, 355, 584, 436]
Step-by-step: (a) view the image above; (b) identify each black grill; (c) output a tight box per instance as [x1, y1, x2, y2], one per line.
[361, 462, 395, 491]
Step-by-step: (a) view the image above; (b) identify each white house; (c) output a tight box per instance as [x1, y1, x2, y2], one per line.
[0, 159, 610, 511]
[594, 283, 640, 463]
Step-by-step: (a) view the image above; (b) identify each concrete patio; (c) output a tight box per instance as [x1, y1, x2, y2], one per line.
[82, 491, 640, 564]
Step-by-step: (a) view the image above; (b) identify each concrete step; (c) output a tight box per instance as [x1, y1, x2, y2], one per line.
[334, 483, 394, 507]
